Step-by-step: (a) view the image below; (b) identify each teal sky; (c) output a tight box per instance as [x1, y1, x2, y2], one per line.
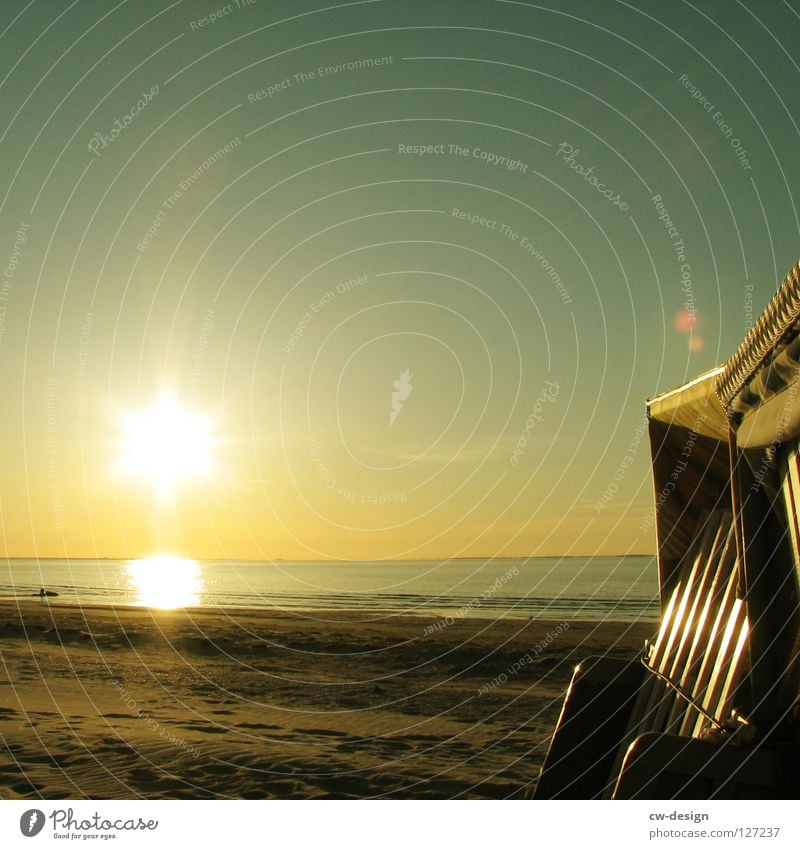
[1, 0, 799, 560]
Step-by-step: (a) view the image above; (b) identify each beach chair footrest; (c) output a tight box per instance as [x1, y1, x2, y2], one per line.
[534, 655, 644, 799]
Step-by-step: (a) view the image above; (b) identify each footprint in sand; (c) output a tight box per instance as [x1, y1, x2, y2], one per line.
[10, 780, 43, 795]
[181, 724, 227, 734]
[296, 728, 348, 738]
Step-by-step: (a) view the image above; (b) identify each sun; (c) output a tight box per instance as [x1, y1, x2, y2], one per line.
[116, 394, 214, 493]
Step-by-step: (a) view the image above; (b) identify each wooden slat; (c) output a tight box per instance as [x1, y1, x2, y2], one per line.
[647, 580, 682, 665]
[786, 445, 800, 503]
[712, 617, 749, 721]
[783, 449, 800, 565]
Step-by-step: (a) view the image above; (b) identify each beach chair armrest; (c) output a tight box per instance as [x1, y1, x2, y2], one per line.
[534, 655, 644, 799]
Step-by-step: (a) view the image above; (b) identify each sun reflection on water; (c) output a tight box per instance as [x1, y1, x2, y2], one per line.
[127, 555, 203, 609]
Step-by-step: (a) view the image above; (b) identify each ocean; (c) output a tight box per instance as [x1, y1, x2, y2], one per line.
[0, 555, 659, 621]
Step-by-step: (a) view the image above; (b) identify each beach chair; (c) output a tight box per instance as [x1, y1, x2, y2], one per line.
[534, 260, 800, 800]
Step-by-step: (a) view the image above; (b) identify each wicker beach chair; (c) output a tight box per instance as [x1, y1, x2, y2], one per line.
[534, 261, 800, 800]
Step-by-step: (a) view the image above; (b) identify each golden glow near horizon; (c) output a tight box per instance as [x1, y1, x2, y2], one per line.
[2, 3, 797, 562]
[127, 555, 203, 608]
[115, 395, 215, 495]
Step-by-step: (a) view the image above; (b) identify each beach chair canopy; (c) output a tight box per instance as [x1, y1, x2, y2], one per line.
[647, 260, 800, 599]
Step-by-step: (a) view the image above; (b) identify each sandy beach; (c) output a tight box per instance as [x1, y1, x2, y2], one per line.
[0, 601, 652, 799]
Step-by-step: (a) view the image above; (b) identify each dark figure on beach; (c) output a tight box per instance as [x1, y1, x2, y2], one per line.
[39, 587, 46, 598]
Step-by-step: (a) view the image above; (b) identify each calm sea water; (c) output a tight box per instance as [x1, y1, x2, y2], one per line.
[0, 556, 659, 621]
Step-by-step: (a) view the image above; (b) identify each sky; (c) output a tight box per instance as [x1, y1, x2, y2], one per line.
[1, 0, 799, 561]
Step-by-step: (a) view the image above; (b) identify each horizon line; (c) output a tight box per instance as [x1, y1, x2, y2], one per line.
[3, 553, 657, 562]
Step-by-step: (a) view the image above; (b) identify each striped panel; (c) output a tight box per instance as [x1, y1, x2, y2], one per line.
[624, 511, 747, 742]
[662, 525, 737, 733]
[637, 516, 727, 728]
[678, 550, 742, 735]
[690, 599, 748, 736]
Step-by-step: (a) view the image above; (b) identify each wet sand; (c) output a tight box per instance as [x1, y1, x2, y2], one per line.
[0, 601, 653, 799]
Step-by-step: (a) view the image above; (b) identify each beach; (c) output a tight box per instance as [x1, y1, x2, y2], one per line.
[0, 601, 652, 799]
